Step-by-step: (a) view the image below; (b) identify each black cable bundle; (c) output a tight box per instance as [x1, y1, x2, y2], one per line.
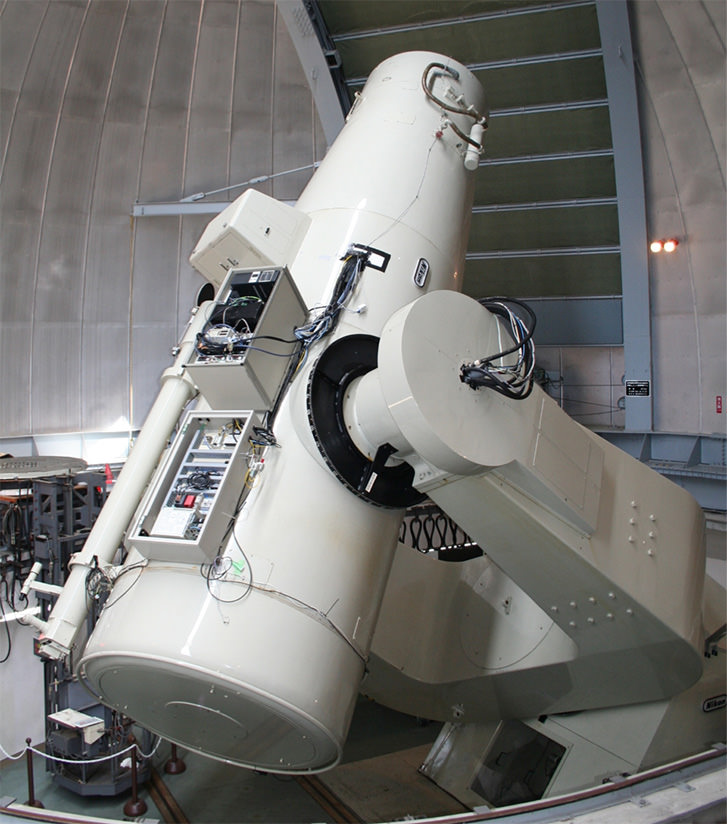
[254, 247, 369, 446]
[293, 249, 367, 348]
[460, 297, 537, 400]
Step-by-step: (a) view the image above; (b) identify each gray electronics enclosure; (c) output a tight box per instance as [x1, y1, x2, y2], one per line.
[185, 267, 308, 411]
[129, 412, 257, 563]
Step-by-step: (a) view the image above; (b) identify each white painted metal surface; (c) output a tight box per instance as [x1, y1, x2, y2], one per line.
[351, 289, 708, 721]
[68, 51, 488, 773]
[28, 48, 723, 790]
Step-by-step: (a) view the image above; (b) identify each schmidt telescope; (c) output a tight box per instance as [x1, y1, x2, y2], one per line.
[29, 52, 724, 797]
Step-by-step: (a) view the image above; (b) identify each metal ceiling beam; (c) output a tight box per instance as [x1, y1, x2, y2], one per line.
[490, 99, 608, 118]
[132, 200, 296, 216]
[596, 431, 727, 511]
[333, 0, 596, 41]
[596, 0, 653, 431]
[473, 197, 617, 213]
[479, 148, 613, 167]
[468, 48, 603, 72]
[347, 48, 605, 87]
[132, 202, 228, 216]
[468, 246, 619, 260]
[278, 0, 347, 144]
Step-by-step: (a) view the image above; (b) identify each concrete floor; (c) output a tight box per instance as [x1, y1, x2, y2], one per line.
[0, 697, 445, 823]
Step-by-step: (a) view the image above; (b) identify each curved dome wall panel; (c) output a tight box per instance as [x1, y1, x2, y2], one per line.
[0, 0, 323, 444]
[0, 2, 45, 168]
[229, 2, 275, 196]
[632, 0, 726, 436]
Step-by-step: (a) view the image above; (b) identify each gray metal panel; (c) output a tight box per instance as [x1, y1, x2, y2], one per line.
[1, 120, 51, 450]
[0, 0, 468, 445]
[535, 344, 625, 429]
[43, 116, 101, 220]
[10, 1, 85, 116]
[0, 216, 38, 321]
[632, 0, 726, 437]
[278, 0, 345, 147]
[230, 1, 275, 192]
[62, 1, 126, 122]
[484, 106, 613, 160]
[560, 344, 623, 428]
[178, 214, 211, 328]
[80, 322, 130, 432]
[48, 0, 128, 381]
[131, 216, 181, 325]
[597, 430, 727, 511]
[332, 2, 602, 78]
[184, 0, 239, 197]
[657, 2, 726, 185]
[137, 1, 200, 203]
[0, 216, 36, 435]
[2, 108, 56, 215]
[84, 218, 132, 324]
[185, 122, 235, 201]
[129, 214, 185, 427]
[91, 117, 144, 221]
[0, 323, 32, 436]
[596, 0, 652, 431]
[469, 203, 619, 252]
[34, 216, 85, 324]
[95, 118, 144, 215]
[130, 322, 177, 426]
[5, 2, 87, 437]
[90, 121, 141, 220]
[140, 123, 189, 204]
[0, 0, 46, 171]
[31, 321, 82, 434]
[83, 99, 141, 438]
[527, 296, 623, 346]
[106, 0, 166, 128]
[86, 0, 161, 412]
[272, 10, 318, 200]
[704, 1, 727, 62]
[652, 312, 701, 429]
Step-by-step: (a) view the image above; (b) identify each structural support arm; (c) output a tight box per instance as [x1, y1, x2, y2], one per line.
[37, 305, 211, 659]
[345, 290, 705, 716]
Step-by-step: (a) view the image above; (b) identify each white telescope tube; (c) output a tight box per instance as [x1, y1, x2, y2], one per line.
[39, 305, 210, 658]
[74, 52, 488, 774]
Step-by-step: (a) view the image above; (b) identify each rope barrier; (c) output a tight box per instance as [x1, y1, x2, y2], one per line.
[1, 735, 161, 766]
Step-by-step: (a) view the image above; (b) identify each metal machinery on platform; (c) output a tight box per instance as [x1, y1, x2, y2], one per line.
[0, 458, 153, 795]
[27, 52, 724, 808]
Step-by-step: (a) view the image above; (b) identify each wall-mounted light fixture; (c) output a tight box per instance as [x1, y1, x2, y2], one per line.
[650, 238, 679, 253]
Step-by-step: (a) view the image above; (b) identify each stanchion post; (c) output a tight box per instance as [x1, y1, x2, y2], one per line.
[123, 734, 148, 817]
[24, 738, 44, 809]
[164, 742, 186, 774]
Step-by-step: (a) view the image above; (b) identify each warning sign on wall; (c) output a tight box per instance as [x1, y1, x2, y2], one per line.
[625, 380, 650, 397]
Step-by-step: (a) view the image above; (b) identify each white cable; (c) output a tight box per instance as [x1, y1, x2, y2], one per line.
[0, 735, 162, 765]
[0, 742, 26, 760]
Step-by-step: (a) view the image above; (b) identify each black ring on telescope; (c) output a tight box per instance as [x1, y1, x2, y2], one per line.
[306, 334, 425, 509]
